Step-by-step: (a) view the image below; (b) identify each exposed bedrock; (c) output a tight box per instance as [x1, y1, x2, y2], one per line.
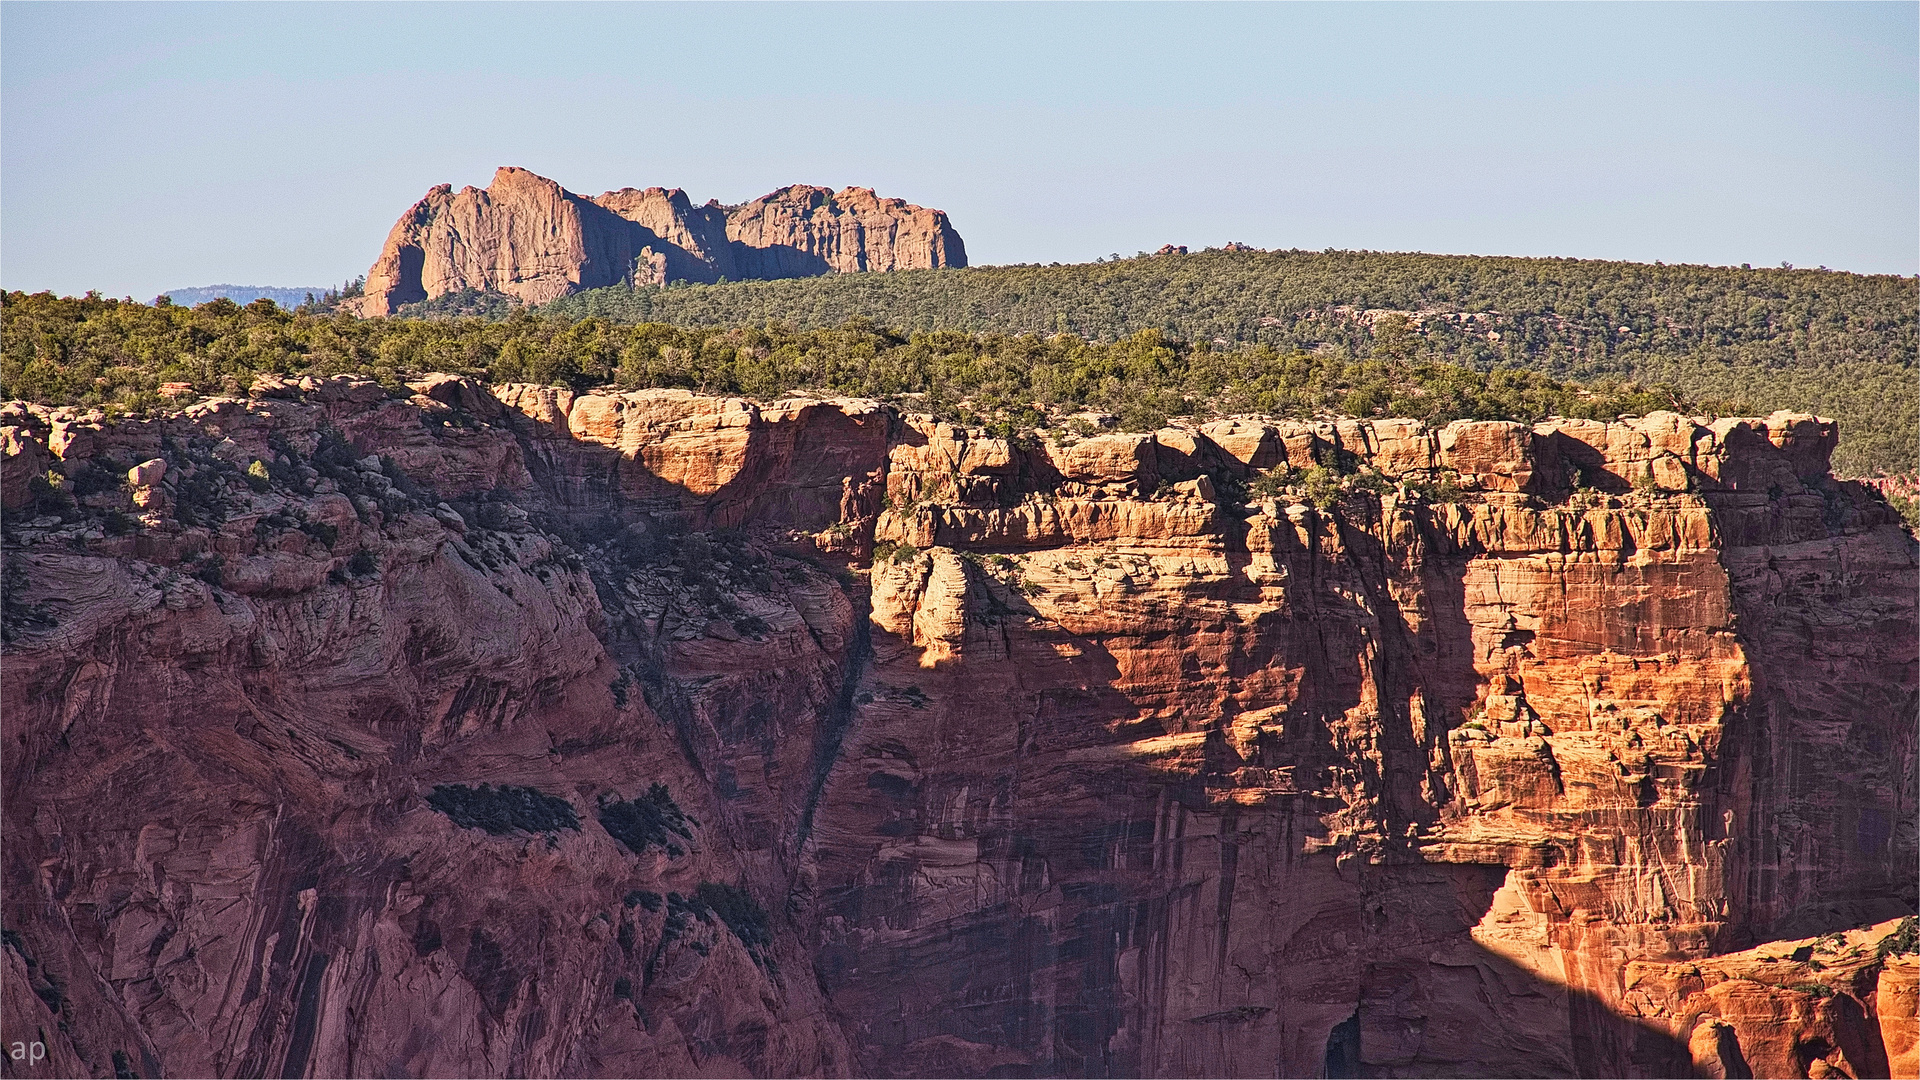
[353, 167, 966, 315]
[3, 381, 1913, 1078]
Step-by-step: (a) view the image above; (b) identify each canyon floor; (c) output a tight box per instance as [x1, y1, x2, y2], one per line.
[3, 377, 1914, 1078]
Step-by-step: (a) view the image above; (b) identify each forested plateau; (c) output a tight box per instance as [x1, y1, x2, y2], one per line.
[4, 247, 1913, 483]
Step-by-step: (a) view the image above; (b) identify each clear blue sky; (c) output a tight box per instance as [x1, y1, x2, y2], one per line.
[3, 1, 1915, 298]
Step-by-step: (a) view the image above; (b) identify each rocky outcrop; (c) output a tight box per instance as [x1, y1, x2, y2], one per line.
[723, 185, 967, 279]
[4, 387, 1913, 1078]
[357, 167, 636, 314]
[590, 186, 736, 290]
[1625, 918, 1917, 1080]
[354, 169, 966, 316]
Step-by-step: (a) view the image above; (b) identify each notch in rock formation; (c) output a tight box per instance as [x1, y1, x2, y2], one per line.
[354, 167, 966, 315]
[1324, 1011, 1362, 1078]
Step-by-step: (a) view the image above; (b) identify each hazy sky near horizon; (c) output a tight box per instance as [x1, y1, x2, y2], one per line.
[4, 1, 1915, 298]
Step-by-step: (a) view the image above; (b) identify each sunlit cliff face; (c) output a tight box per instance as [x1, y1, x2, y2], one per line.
[3, 378, 1913, 1078]
[353, 168, 967, 315]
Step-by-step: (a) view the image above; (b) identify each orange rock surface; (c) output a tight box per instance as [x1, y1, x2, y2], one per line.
[723, 185, 968, 277]
[1625, 919, 1917, 1079]
[354, 169, 965, 315]
[3, 383, 1913, 1078]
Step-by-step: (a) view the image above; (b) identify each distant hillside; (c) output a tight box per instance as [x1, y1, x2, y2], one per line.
[0, 288, 1710, 440]
[8, 246, 1914, 477]
[161, 285, 329, 309]
[536, 248, 1917, 475]
[542, 249, 1913, 369]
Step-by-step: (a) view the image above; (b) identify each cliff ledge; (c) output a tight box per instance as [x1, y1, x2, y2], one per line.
[3, 380, 1913, 1078]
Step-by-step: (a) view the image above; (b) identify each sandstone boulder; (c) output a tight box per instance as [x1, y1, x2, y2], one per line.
[1198, 419, 1284, 469]
[126, 458, 166, 487]
[407, 373, 503, 420]
[1048, 432, 1157, 490]
[1, 424, 49, 510]
[1439, 420, 1535, 490]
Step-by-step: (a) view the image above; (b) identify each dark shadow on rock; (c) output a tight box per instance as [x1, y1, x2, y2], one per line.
[732, 242, 835, 280]
[793, 487, 1740, 1077]
[807, 802, 1704, 1077]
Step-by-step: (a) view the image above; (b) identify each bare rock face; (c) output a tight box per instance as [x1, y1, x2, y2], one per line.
[724, 185, 968, 278]
[4, 388, 1913, 1078]
[1625, 918, 1916, 1080]
[590, 187, 735, 288]
[359, 167, 647, 314]
[354, 169, 966, 316]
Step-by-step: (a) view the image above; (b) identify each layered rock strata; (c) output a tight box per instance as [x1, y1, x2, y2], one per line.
[3, 382, 1913, 1078]
[355, 168, 966, 315]
[1627, 918, 1917, 1079]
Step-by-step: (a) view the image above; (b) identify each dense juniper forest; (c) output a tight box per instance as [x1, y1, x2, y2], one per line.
[5, 248, 1913, 492]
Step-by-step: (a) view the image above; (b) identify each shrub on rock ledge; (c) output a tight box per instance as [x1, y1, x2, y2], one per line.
[598, 783, 695, 857]
[427, 783, 581, 835]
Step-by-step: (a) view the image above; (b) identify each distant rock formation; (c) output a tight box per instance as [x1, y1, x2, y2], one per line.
[161, 285, 329, 308]
[354, 167, 967, 316]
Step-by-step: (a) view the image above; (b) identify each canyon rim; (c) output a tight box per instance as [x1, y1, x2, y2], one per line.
[2, 376, 1914, 1078]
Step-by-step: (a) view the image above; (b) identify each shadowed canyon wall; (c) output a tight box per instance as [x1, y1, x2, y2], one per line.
[353, 168, 967, 315]
[3, 378, 1914, 1078]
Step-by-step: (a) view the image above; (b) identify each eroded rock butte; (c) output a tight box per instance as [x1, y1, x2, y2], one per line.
[354, 168, 966, 315]
[3, 379, 1914, 1078]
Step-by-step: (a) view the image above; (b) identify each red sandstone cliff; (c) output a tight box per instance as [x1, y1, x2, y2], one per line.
[723, 185, 968, 279]
[354, 170, 967, 316]
[2, 383, 1913, 1078]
